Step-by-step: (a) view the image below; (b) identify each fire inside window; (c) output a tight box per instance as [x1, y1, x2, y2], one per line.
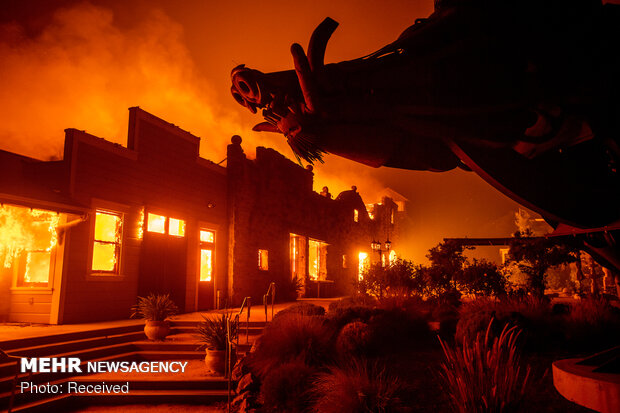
[147, 213, 166, 234]
[308, 239, 328, 281]
[200, 230, 215, 282]
[146, 213, 185, 237]
[258, 249, 268, 271]
[0, 204, 60, 287]
[358, 252, 369, 281]
[92, 211, 122, 273]
[169, 218, 185, 237]
[353, 209, 359, 222]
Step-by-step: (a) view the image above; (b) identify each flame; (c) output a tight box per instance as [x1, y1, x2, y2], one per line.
[137, 207, 144, 240]
[0, 205, 60, 286]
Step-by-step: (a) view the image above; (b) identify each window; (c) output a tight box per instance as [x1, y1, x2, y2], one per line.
[200, 229, 215, 282]
[169, 218, 185, 237]
[258, 249, 268, 271]
[200, 230, 214, 243]
[353, 209, 359, 222]
[146, 213, 185, 237]
[0, 205, 62, 288]
[308, 239, 328, 281]
[147, 213, 166, 234]
[92, 210, 122, 274]
[358, 252, 369, 281]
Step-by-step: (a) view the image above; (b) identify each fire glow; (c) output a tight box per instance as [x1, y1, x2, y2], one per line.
[0, 205, 60, 286]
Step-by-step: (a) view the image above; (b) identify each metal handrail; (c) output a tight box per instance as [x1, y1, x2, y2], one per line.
[225, 318, 234, 413]
[263, 282, 276, 322]
[236, 296, 251, 345]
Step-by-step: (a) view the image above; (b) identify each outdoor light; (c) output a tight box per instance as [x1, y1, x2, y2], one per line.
[371, 240, 381, 251]
[384, 239, 391, 251]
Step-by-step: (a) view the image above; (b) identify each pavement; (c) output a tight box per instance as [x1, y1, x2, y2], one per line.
[0, 298, 341, 344]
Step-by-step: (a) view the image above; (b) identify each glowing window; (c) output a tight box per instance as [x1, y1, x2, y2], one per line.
[353, 209, 359, 222]
[200, 230, 214, 243]
[358, 252, 369, 281]
[308, 239, 328, 281]
[147, 213, 166, 234]
[258, 249, 268, 271]
[200, 249, 213, 282]
[169, 218, 185, 237]
[92, 211, 122, 273]
[389, 250, 397, 265]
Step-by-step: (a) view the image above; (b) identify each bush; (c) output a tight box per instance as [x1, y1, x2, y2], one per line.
[249, 314, 333, 378]
[438, 320, 531, 413]
[326, 304, 379, 332]
[261, 360, 316, 412]
[336, 321, 372, 359]
[310, 361, 408, 413]
[274, 302, 325, 319]
[455, 296, 555, 350]
[366, 308, 432, 354]
[564, 297, 620, 351]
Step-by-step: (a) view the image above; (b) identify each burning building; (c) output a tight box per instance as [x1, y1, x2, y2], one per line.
[0, 108, 402, 324]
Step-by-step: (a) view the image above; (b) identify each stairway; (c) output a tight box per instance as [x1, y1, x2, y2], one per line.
[0, 318, 267, 412]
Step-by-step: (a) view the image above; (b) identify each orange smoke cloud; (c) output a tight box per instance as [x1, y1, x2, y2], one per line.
[0, 2, 383, 201]
[0, 2, 273, 161]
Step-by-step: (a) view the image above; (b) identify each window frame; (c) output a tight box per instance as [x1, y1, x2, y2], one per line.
[87, 200, 129, 281]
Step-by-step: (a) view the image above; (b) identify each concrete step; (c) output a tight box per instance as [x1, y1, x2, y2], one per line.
[0, 324, 143, 352]
[171, 319, 267, 328]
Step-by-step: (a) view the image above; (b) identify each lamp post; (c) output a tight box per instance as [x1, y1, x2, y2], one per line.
[371, 239, 391, 266]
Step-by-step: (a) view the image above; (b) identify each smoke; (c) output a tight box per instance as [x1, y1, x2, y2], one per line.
[0, 2, 259, 161]
[0, 1, 384, 202]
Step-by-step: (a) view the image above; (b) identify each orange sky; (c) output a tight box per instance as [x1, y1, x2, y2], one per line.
[0, 0, 531, 262]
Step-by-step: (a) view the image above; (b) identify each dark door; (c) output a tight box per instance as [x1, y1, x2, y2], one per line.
[139, 221, 187, 311]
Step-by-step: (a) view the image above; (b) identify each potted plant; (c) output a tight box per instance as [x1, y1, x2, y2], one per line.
[131, 293, 179, 340]
[197, 313, 238, 374]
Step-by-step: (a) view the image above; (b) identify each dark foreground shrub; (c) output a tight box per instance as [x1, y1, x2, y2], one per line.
[336, 321, 372, 359]
[310, 361, 409, 413]
[439, 320, 531, 413]
[249, 314, 333, 378]
[367, 308, 432, 354]
[455, 296, 556, 350]
[564, 297, 620, 351]
[261, 360, 316, 413]
[273, 302, 326, 319]
[327, 305, 379, 332]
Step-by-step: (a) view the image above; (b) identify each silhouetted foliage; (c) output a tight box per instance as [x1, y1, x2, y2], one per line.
[507, 230, 578, 296]
[261, 360, 316, 413]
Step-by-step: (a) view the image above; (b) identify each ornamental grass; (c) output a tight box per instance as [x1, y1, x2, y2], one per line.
[438, 320, 531, 413]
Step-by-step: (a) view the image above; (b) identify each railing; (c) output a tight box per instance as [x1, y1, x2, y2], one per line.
[225, 318, 234, 413]
[235, 296, 251, 345]
[263, 282, 276, 322]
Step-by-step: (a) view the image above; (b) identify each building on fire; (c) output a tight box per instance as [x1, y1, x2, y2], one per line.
[0, 108, 404, 324]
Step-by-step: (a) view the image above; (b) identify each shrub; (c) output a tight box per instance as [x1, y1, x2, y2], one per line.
[326, 304, 379, 332]
[249, 314, 333, 378]
[310, 361, 408, 413]
[261, 360, 316, 413]
[365, 308, 432, 356]
[455, 296, 554, 349]
[274, 302, 326, 319]
[438, 320, 531, 413]
[564, 297, 620, 350]
[336, 321, 372, 359]
[328, 295, 375, 313]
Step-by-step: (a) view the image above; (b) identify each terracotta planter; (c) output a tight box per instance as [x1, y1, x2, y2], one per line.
[205, 348, 236, 375]
[144, 320, 170, 340]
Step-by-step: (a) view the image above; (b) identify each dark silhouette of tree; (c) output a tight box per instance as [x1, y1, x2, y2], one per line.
[507, 230, 578, 297]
